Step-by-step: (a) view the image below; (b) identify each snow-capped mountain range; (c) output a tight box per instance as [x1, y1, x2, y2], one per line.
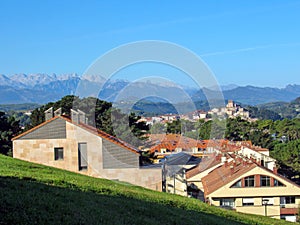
[0, 73, 198, 104]
[1, 73, 300, 106]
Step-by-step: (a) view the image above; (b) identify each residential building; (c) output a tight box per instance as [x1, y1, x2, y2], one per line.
[159, 139, 299, 222]
[12, 108, 162, 191]
[207, 140, 276, 170]
[225, 100, 250, 119]
[186, 154, 225, 200]
[201, 158, 300, 222]
[162, 152, 201, 196]
[206, 100, 250, 120]
[238, 144, 276, 170]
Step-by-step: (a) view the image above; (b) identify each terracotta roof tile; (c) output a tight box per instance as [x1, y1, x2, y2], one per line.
[202, 160, 256, 196]
[149, 134, 208, 153]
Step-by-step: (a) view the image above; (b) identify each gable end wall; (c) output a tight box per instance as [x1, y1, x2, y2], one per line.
[19, 118, 66, 140]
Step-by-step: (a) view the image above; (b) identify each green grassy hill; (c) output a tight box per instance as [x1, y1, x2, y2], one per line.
[0, 155, 294, 225]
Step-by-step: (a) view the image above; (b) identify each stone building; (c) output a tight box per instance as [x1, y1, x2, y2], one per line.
[13, 109, 162, 191]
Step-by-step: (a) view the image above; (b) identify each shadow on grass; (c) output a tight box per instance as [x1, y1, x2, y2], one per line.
[0, 176, 245, 225]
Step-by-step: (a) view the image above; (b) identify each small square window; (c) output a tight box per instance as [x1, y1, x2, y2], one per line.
[54, 147, 64, 160]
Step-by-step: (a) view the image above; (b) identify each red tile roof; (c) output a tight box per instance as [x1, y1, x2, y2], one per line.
[13, 116, 140, 155]
[149, 134, 207, 153]
[186, 153, 222, 179]
[149, 136, 271, 157]
[202, 160, 257, 196]
[202, 158, 300, 197]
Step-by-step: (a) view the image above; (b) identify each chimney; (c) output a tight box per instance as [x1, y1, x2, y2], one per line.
[224, 160, 228, 167]
[71, 109, 79, 124]
[44, 107, 53, 121]
[273, 166, 278, 174]
[221, 156, 227, 163]
[257, 158, 261, 166]
[54, 108, 62, 117]
[77, 109, 87, 124]
[230, 165, 234, 175]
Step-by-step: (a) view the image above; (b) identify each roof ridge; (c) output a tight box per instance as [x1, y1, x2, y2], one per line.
[13, 115, 140, 155]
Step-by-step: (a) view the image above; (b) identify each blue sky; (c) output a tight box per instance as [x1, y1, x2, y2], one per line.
[1, 0, 300, 87]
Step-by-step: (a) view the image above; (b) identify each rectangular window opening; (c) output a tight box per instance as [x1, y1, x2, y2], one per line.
[280, 196, 295, 205]
[243, 198, 254, 206]
[220, 198, 235, 208]
[260, 175, 270, 187]
[78, 142, 88, 171]
[54, 147, 64, 161]
[244, 176, 255, 187]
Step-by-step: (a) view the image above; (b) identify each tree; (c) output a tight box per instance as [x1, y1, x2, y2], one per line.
[28, 95, 79, 129]
[110, 109, 149, 147]
[272, 139, 300, 173]
[27, 96, 149, 148]
[166, 120, 181, 134]
[0, 112, 21, 156]
[225, 117, 250, 141]
[150, 123, 166, 134]
[181, 120, 195, 135]
[212, 119, 226, 139]
[198, 120, 212, 140]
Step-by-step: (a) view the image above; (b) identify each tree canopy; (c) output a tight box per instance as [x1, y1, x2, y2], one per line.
[28, 96, 149, 148]
[0, 112, 21, 155]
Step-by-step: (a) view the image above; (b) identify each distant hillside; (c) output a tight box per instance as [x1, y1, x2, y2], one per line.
[0, 103, 40, 112]
[117, 99, 210, 116]
[256, 97, 300, 119]
[192, 85, 300, 105]
[224, 85, 300, 105]
[0, 154, 291, 225]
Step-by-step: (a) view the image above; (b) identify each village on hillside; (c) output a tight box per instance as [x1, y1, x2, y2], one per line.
[139, 100, 253, 126]
[11, 105, 300, 223]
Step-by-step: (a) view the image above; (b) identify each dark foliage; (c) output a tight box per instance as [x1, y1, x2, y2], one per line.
[0, 111, 21, 155]
[27, 95, 149, 148]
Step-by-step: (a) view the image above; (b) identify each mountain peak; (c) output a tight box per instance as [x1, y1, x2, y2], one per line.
[10, 73, 56, 87]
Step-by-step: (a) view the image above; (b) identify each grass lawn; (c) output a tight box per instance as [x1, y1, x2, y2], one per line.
[0, 154, 294, 225]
